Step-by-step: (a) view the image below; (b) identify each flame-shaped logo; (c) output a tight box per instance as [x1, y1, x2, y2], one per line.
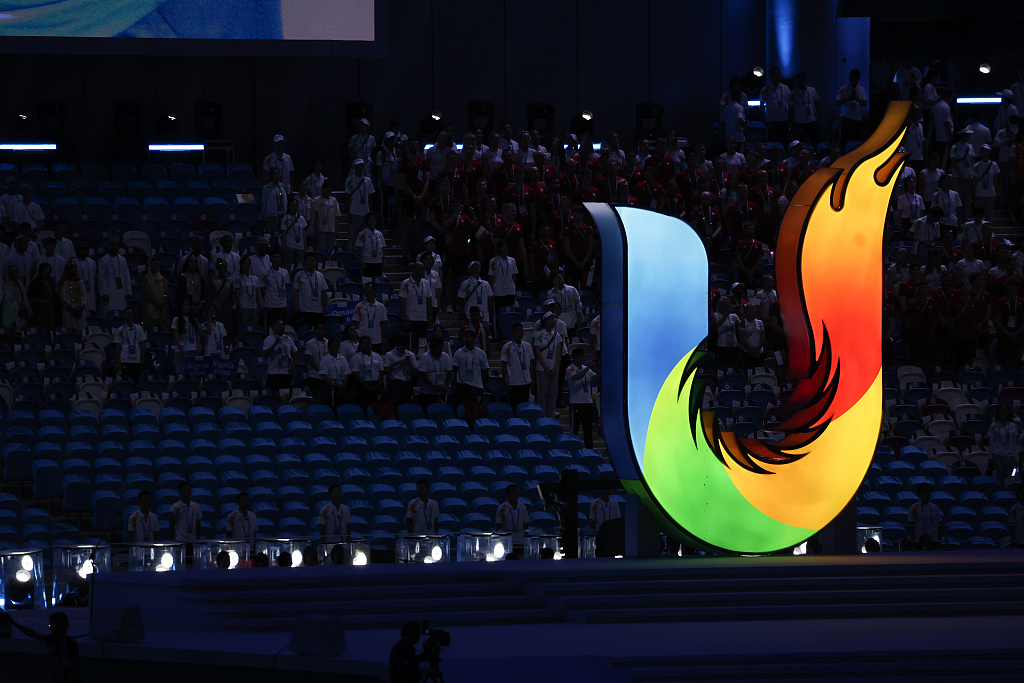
[589, 102, 911, 553]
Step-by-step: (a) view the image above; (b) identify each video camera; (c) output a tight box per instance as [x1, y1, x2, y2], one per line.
[420, 620, 450, 673]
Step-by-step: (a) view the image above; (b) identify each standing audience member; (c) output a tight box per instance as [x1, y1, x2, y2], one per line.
[567, 348, 598, 448]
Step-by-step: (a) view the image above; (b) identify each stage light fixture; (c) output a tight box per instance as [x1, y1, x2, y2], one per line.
[431, 110, 442, 121]
[581, 110, 593, 121]
[979, 63, 991, 74]
[21, 555, 33, 572]
[167, 115, 176, 121]
[493, 542, 505, 559]
[159, 552, 173, 569]
[430, 545, 442, 561]
[752, 66, 765, 78]
[291, 550, 303, 567]
[352, 551, 367, 566]
[15, 569, 31, 582]
[228, 551, 239, 568]
[77, 559, 94, 579]
[18, 114, 27, 120]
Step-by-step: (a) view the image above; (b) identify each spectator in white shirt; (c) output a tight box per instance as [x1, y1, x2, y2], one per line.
[234, 256, 262, 329]
[721, 88, 747, 144]
[972, 144, 1000, 222]
[354, 281, 388, 348]
[457, 261, 494, 323]
[263, 134, 294, 192]
[36, 237, 65, 285]
[760, 67, 791, 144]
[354, 212, 385, 279]
[533, 312, 563, 418]
[549, 272, 582, 332]
[406, 479, 440, 535]
[348, 118, 376, 176]
[126, 490, 159, 543]
[488, 239, 519, 310]
[304, 322, 329, 393]
[0, 176, 20, 218]
[279, 197, 306, 269]
[318, 484, 352, 544]
[261, 251, 289, 328]
[896, 176, 925, 233]
[312, 180, 341, 253]
[719, 137, 747, 177]
[264, 166, 290, 237]
[225, 491, 258, 548]
[453, 328, 488, 405]
[400, 262, 435, 339]
[114, 306, 147, 382]
[589, 486, 622, 533]
[907, 482, 942, 550]
[305, 157, 327, 198]
[97, 237, 131, 317]
[169, 482, 202, 544]
[495, 483, 529, 549]
[933, 173, 962, 230]
[319, 338, 351, 409]
[567, 348, 599, 448]
[951, 127, 976, 210]
[201, 306, 227, 357]
[350, 335, 385, 412]
[931, 89, 953, 161]
[10, 184, 44, 230]
[417, 336, 453, 408]
[293, 252, 328, 327]
[70, 240, 97, 314]
[790, 72, 821, 147]
[501, 321, 534, 407]
[346, 159, 375, 247]
[836, 69, 868, 149]
[383, 334, 417, 406]
[262, 319, 297, 391]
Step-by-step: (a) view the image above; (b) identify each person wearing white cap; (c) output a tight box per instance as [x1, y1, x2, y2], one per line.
[457, 260, 493, 324]
[346, 158, 375, 248]
[263, 134, 294, 193]
[533, 311, 564, 418]
[789, 72, 820, 147]
[501, 321, 533, 407]
[996, 89, 1019, 139]
[348, 118, 376, 175]
[972, 144, 1000, 222]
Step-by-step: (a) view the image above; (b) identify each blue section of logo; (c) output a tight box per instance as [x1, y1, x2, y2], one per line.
[587, 204, 709, 474]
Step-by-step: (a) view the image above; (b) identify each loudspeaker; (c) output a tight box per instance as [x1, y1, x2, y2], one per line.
[88, 604, 145, 643]
[289, 614, 347, 656]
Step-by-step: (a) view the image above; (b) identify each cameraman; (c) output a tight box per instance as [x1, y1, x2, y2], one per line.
[389, 621, 426, 683]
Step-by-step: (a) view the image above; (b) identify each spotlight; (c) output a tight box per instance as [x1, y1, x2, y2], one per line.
[18, 114, 27, 120]
[430, 545, 442, 561]
[159, 552, 173, 569]
[979, 63, 991, 74]
[430, 110, 442, 121]
[77, 559, 94, 579]
[352, 551, 367, 566]
[581, 110, 593, 121]
[291, 550, 303, 567]
[15, 569, 31, 582]
[423, 557, 434, 564]
[167, 115, 176, 121]
[228, 551, 239, 569]
[752, 66, 765, 78]
[21, 555, 34, 571]
[493, 542, 505, 559]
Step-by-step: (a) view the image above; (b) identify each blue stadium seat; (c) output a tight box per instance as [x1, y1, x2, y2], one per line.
[524, 433, 552, 453]
[340, 436, 369, 456]
[531, 465, 560, 483]
[437, 466, 465, 484]
[487, 403, 515, 422]
[380, 420, 408, 439]
[401, 435, 430, 455]
[62, 475, 95, 511]
[430, 435, 460, 456]
[534, 418, 563, 437]
[423, 451, 452, 472]
[32, 460, 62, 497]
[484, 450, 513, 468]
[473, 418, 501, 438]
[316, 421, 346, 442]
[503, 418, 531, 438]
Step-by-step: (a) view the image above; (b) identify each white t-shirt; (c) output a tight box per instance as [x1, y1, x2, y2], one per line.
[115, 324, 147, 363]
[313, 196, 341, 234]
[972, 160, 1000, 197]
[567, 364, 596, 404]
[495, 500, 528, 545]
[417, 352, 453, 394]
[293, 269, 328, 313]
[406, 497, 440, 534]
[126, 509, 159, 543]
[263, 152, 295, 193]
[905, 122, 925, 161]
[719, 152, 746, 177]
[760, 82, 791, 122]
[262, 267, 290, 308]
[236, 273, 261, 310]
[453, 346, 488, 389]
[533, 328, 563, 371]
[304, 337, 329, 370]
[354, 299, 387, 343]
[383, 348, 417, 382]
[837, 84, 867, 120]
[457, 277, 494, 322]
[918, 167, 944, 201]
[355, 228, 385, 264]
[551, 285, 583, 328]
[400, 277, 434, 321]
[350, 351, 384, 382]
[721, 100, 746, 143]
[489, 256, 518, 298]
[792, 86, 820, 123]
[170, 499, 202, 542]
[318, 502, 351, 543]
[501, 340, 534, 385]
[172, 317, 198, 353]
[281, 214, 306, 249]
[589, 497, 621, 531]
[263, 334, 297, 375]
[907, 501, 942, 542]
[951, 142, 975, 179]
[716, 313, 740, 347]
[306, 173, 327, 198]
[202, 320, 227, 356]
[321, 353, 351, 383]
[589, 315, 601, 353]
[346, 175, 374, 216]
[741, 318, 764, 353]
[226, 509, 258, 544]
[933, 190, 962, 227]
[987, 420, 1018, 458]
[897, 192, 925, 220]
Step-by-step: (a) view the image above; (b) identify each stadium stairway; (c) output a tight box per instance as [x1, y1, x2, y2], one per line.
[93, 552, 1024, 634]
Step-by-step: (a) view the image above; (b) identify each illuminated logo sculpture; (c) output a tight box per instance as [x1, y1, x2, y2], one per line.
[589, 102, 910, 554]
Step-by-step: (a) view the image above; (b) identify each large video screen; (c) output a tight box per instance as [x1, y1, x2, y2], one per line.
[0, 0, 374, 40]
